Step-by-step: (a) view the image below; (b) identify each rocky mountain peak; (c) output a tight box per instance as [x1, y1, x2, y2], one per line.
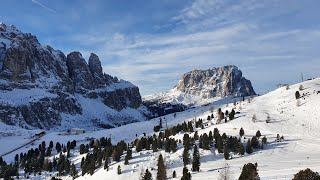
[0, 24, 144, 129]
[176, 65, 255, 98]
[66, 51, 95, 92]
[88, 53, 104, 81]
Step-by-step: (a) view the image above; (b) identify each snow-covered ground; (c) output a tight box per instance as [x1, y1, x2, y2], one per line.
[143, 87, 226, 106]
[1, 78, 320, 179]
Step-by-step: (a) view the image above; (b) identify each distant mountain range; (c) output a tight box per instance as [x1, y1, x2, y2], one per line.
[0, 23, 255, 130]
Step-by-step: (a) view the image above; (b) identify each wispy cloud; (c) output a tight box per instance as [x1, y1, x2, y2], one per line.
[87, 23, 320, 95]
[31, 0, 56, 13]
[22, 0, 319, 95]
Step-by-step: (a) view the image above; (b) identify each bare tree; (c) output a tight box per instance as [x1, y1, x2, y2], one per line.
[266, 113, 270, 123]
[218, 162, 233, 180]
[286, 84, 290, 90]
[252, 114, 257, 123]
[299, 84, 304, 91]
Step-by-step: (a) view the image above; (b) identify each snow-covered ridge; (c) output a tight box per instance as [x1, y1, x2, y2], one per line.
[143, 87, 222, 106]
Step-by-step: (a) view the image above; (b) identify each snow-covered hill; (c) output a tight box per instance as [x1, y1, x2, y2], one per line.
[1, 77, 319, 179]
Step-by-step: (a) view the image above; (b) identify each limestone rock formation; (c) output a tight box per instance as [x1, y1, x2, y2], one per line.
[0, 23, 144, 130]
[176, 65, 255, 98]
[143, 65, 255, 110]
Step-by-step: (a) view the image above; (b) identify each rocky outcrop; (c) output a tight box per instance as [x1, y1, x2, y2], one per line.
[66, 52, 95, 93]
[0, 23, 144, 129]
[88, 53, 105, 85]
[144, 65, 255, 109]
[176, 65, 255, 98]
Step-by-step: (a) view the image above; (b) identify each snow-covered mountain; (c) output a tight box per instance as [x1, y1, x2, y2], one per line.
[1, 76, 319, 180]
[0, 23, 145, 130]
[144, 65, 255, 107]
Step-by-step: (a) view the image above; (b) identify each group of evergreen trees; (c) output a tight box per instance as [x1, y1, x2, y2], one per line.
[0, 140, 79, 179]
[80, 138, 128, 176]
[245, 131, 267, 154]
[0, 157, 18, 179]
[293, 168, 320, 180]
[0, 105, 271, 179]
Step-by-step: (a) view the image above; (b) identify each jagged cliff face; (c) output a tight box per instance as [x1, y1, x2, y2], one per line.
[0, 23, 143, 130]
[143, 65, 255, 108]
[176, 65, 255, 98]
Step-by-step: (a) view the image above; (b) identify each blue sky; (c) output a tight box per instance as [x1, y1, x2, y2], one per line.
[1, 0, 320, 95]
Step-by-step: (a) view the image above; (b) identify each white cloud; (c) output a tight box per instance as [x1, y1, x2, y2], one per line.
[56, 0, 320, 95]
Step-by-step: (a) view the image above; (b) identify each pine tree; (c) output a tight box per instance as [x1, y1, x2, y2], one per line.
[67, 148, 71, 158]
[143, 169, 153, 180]
[238, 142, 245, 156]
[136, 139, 143, 152]
[183, 147, 190, 166]
[49, 141, 54, 149]
[70, 164, 77, 179]
[209, 131, 214, 146]
[202, 133, 210, 150]
[156, 154, 166, 180]
[262, 136, 267, 144]
[159, 117, 163, 128]
[89, 161, 95, 175]
[229, 109, 235, 120]
[127, 148, 132, 159]
[192, 145, 200, 172]
[238, 163, 259, 180]
[224, 146, 230, 160]
[80, 144, 86, 154]
[246, 139, 253, 154]
[171, 139, 177, 152]
[216, 135, 224, 153]
[104, 159, 109, 171]
[152, 138, 158, 152]
[124, 154, 129, 165]
[164, 138, 171, 152]
[295, 91, 300, 99]
[172, 170, 176, 178]
[187, 122, 193, 132]
[256, 130, 261, 139]
[56, 142, 61, 153]
[112, 148, 121, 162]
[239, 127, 244, 137]
[183, 134, 191, 150]
[117, 165, 121, 175]
[251, 136, 259, 149]
[181, 166, 191, 180]
[194, 131, 199, 140]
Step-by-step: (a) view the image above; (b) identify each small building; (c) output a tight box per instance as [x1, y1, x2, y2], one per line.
[68, 128, 85, 135]
[35, 131, 46, 138]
